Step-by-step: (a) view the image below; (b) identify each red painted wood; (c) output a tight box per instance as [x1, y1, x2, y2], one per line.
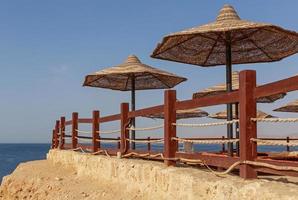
[176, 90, 239, 110]
[120, 103, 130, 153]
[176, 152, 240, 169]
[239, 70, 257, 179]
[65, 120, 72, 126]
[164, 90, 177, 166]
[72, 112, 78, 149]
[255, 74, 298, 99]
[60, 117, 65, 149]
[128, 105, 164, 118]
[78, 118, 92, 123]
[92, 110, 100, 152]
[54, 120, 60, 148]
[51, 129, 55, 149]
[100, 114, 121, 123]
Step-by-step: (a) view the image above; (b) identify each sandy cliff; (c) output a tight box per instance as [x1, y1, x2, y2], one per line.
[1, 149, 298, 200]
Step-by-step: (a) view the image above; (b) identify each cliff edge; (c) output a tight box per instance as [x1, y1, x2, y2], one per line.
[1, 149, 298, 200]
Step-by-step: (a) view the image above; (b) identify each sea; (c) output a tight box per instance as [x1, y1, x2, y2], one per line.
[0, 143, 297, 183]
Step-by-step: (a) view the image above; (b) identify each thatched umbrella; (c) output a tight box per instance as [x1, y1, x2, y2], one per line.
[145, 108, 208, 120]
[83, 55, 187, 149]
[274, 99, 298, 112]
[209, 109, 274, 119]
[193, 71, 286, 103]
[151, 4, 298, 155]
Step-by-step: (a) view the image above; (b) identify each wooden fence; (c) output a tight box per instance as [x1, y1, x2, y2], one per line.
[51, 70, 298, 179]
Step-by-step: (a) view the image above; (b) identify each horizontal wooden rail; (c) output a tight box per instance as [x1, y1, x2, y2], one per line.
[78, 118, 92, 123]
[255, 75, 298, 99]
[100, 114, 121, 123]
[128, 105, 164, 118]
[176, 90, 239, 110]
[65, 120, 72, 126]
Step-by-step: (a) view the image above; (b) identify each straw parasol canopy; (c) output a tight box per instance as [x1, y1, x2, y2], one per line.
[209, 109, 274, 120]
[151, 5, 298, 66]
[83, 55, 187, 149]
[145, 108, 208, 120]
[193, 71, 286, 103]
[273, 99, 298, 112]
[151, 4, 298, 154]
[83, 55, 187, 91]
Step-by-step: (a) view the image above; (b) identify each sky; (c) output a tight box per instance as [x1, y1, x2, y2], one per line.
[1, 0, 298, 143]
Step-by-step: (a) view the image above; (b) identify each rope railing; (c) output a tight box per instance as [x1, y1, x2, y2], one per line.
[121, 152, 164, 159]
[98, 129, 121, 134]
[251, 138, 298, 146]
[127, 124, 164, 131]
[251, 118, 298, 123]
[75, 129, 92, 134]
[172, 137, 239, 144]
[96, 138, 120, 143]
[172, 120, 239, 128]
[75, 136, 92, 142]
[125, 138, 164, 144]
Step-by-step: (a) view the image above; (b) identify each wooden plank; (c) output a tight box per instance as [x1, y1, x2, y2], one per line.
[65, 120, 72, 126]
[176, 152, 240, 169]
[78, 118, 92, 123]
[128, 105, 164, 118]
[54, 120, 60, 148]
[72, 112, 78, 149]
[176, 90, 239, 110]
[164, 90, 177, 166]
[120, 103, 130, 153]
[92, 110, 100, 152]
[60, 117, 65, 149]
[255, 75, 298, 99]
[100, 114, 121, 123]
[239, 70, 257, 179]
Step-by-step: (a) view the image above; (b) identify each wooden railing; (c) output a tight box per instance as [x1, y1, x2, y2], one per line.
[51, 70, 298, 179]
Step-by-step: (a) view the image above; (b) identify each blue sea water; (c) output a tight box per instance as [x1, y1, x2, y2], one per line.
[0, 143, 297, 183]
[0, 144, 50, 183]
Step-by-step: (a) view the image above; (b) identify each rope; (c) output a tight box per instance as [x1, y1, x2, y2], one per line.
[126, 138, 164, 144]
[172, 137, 239, 144]
[173, 120, 239, 128]
[121, 152, 164, 159]
[70, 147, 87, 153]
[251, 118, 298, 123]
[127, 124, 164, 131]
[75, 129, 92, 134]
[97, 129, 121, 134]
[75, 136, 92, 142]
[91, 150, 111, 157]
[251, 138, 298, 147]
[96, 139, 120, 143]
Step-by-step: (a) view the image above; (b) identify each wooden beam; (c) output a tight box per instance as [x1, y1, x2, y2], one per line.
[60, 117, 65, 149]
[164, 90, 177, 166]
[176, 90, 239, 110]
[120, 103, 129, 153]
[72, 112, 78, 149]
[92, 110, 100, 152]
[239, 70, 257, 179]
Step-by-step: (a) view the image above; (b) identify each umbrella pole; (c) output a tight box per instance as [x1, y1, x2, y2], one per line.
[225, 32, 234, 157]
[131, 75, 136, 150]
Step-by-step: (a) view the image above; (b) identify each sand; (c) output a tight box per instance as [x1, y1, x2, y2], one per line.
[0, 149, 298, 200]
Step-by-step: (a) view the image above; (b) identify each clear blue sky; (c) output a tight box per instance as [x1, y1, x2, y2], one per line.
[1, 0, 298, 143]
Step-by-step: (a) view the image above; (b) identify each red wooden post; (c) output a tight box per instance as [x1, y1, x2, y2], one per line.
[117, 137, 121, 150]
[92, 110, 100, 152]
[52, 129, 55, 149]
[239, 70, 257, 179]
[72, 112, 78, 149]
[54, 120, 60, 148]
[147, 137, 151, 152]
[60, 117, 65, 149]
[120, 103, 130, 153]
[164, 90, 177, 166]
